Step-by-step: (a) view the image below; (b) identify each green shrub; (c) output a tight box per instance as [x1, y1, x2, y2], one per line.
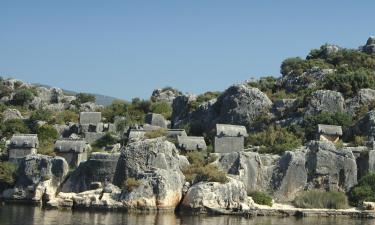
[303, 112, 352, 140]
[293, 191, 349, 209]
[0, 119, 30, 138]
[35, 124, 59, 156]
[196, 91, 221, 104]
[280, 57, 332, 77]
[183, 164, 228, 184]
[12, 88, 35, 106]
[101, 100, 129, 122]
[123, 177, 140, 193]
[0, 161, 17, 188]
[92, 133, 119, 148]
[75, 93, 96, 104]
[150, 101, 172, 119]
[182, 151, 228, 184]
[245, 125, 301, 154]
[144, 129, 167, 139]
[54, 110, 79, 124]
[248, 191, 273, 206]
[349, 173, 375, 206]
[29, 109, 53, 123]
[322, 71, 375, 97]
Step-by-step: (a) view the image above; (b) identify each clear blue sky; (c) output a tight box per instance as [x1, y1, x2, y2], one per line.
[0, 1, 374, 100]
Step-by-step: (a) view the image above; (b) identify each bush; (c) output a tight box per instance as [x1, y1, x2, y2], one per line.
[29, 109, 53, 123]
[75, 93, 96, 104]
[92, 133, 119, 148]
[293, 191, 349, 209]
[12, 88, 35, 106]
[322, 71, 375, 97]
[144, 129, 167, 139]
[183, 164, 228, 184]
[123, 177, 140, 193]
[280, 57, 332, 77]
[303, 112, 352, 140]
[0, 119, 30, 138]
[35, 125, 59, 156]
[349, 173, 375, 206]
[245, 125, 301, 154]
[182, 151, 228, 184]
[54, 110, 79, 124]
[150, 101, 172, 119]
[248, 191, 273, 206]
[101, 100, 129, 123]
[196, 91, 221, 104]
[0, 161, 17, 189]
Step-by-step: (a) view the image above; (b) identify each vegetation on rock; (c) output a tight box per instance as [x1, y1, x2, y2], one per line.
[248, 191, 273, 206]
[293, 191, 349, 209]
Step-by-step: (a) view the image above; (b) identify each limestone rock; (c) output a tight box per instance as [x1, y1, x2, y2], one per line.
[216, 84, 272, 129]
[2, 108, 24, 121]
[361, 36, 375, 54]
[181, 178, 253, 213]
[346, 88, 375, 115]
[113, 138, 185, 210]
[151, 87, 181, 104]
[306, 90, 345, 115]
[61, 153, 120, 193]
[2, 154, 69, 202]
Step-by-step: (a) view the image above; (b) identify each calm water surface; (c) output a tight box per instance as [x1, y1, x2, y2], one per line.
[0, 204, 372, 225]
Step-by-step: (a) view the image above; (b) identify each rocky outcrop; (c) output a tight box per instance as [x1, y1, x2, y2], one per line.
[361, 36, 375, 54]
[306, 90, 345, 115]
[172, 84, 272, 131]
[151, 87, 182, 104]
[180, 178, 253, 213]
[1, 154, 69, 203]
[346, 88, 375, 116]
[214, 141, 357, 202]
[61, 153, 120, 193]
[113, 138, 186, 210]
[278, 67, 334, 93]
[348, 110, 375, 139]
[214, 152, 276, 193]
[215, 84, 272, 129]
[2, 108, 24, 121]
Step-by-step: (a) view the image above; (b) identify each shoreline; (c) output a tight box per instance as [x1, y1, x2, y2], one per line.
[2, 200, 375, 219]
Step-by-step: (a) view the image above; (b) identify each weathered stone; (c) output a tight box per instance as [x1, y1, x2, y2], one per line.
[151, 87, 181, 104]
[2, 154, 69, 203]
[346, 89, 375, 116]
[306, 90, 345, 115]
[113, 138, 185, 210]
[181, 178, 253, 213]
[361, 36, 375, 54]
[61, 152, 120, 193]
[216, 84, 272, 129]
[2, 108, 24, 121]
[145, 113, 168, 128]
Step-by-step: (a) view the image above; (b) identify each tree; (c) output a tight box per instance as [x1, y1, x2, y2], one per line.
[12, 88, 35, 106]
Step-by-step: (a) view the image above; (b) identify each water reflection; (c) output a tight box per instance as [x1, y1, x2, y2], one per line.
[0, 204, 373, 225]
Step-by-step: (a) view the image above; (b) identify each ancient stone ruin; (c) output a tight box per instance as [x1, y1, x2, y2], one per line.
[54, 138, 90, 168]
[214, 124, 248, 153]
[8, 134, 39, 162]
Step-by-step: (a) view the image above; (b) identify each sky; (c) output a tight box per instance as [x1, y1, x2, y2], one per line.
[0, 1, 374, 100]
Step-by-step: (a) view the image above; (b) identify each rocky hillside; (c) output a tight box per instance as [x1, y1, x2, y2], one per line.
[1, 36, 375, 214]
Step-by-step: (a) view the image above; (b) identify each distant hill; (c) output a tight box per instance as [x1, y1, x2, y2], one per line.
[33, 83, 119, 106]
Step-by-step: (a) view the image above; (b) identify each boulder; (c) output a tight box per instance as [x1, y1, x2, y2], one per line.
[151, 87, 181, 104]
[2, 154, 69, 203]
[113, 138, 185, 210]
[171, 94, 197, 127]
[2, 108, 24, 121]
[361, 36, 375, 54]
[215, 84, 272, 129]
[180, 178, 253, 213]
[214, 152, 274, 193]
[145, 113, 168, 128]
[306, 90, 345, 115]
[348, 110, 375, 139]
[61, 153, 120, 193]
[346, 88, 375, 116]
